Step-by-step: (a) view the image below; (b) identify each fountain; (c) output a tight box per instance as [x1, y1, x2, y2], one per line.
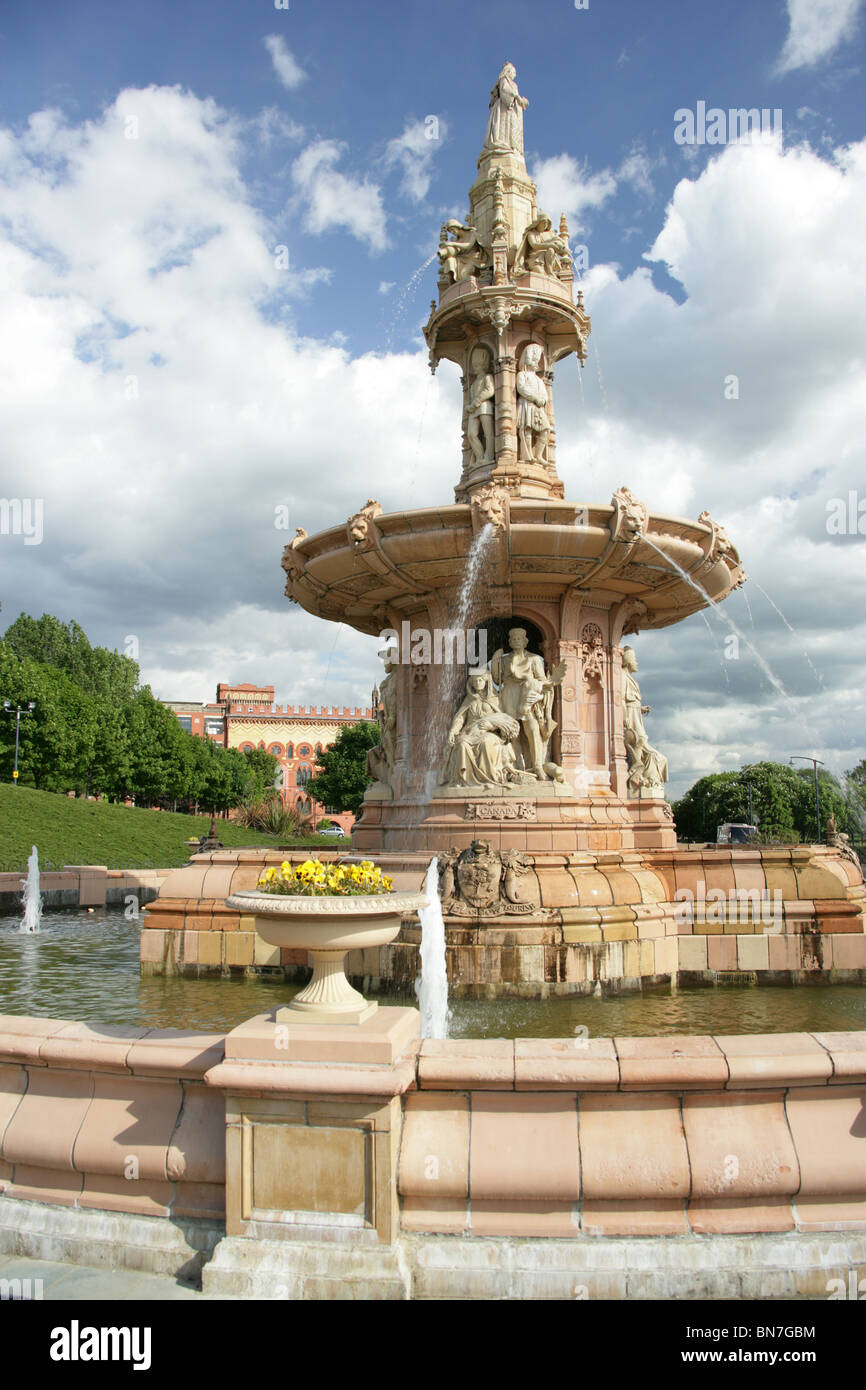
[3, 63, 866, 1304]
[141, 63, 865, 1000]
[19, 846, 41, 935]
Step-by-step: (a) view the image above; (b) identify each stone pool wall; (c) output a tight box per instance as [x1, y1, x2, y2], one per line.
[1, 1009, 865, 1298]
[139, 845, 866, 997]
[0, 866, 171, 913]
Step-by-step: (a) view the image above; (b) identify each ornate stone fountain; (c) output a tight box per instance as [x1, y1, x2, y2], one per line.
[143, 64, 865, 996]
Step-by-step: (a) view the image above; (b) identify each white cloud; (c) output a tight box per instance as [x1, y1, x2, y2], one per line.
[532, 152, 617, 229]
[775, 0, 863, 74]
[2, 86, 866, 795]
[378, 280, 395, 294]
[292, 139, 388, 250]
[263, 35, 306, 91]
[383, 117, 447, 203]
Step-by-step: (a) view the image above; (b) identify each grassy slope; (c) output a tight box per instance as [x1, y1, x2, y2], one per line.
[0, 784, 347, 871]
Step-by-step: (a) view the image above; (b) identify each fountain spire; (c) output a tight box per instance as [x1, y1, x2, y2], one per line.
[425, 63, 591, 504]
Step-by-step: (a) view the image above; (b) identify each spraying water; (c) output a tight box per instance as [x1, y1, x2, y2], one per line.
[20, 845, 42, 934]
[415, 857, 450, 1039]
[640, 535, 801, 720]
[750, 580, 825, 690]
[385, 253, 438, 349]
[421, 522, 495, 794]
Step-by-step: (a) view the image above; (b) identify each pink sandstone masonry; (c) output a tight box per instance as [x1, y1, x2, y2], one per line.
[0, 866, 171, 913]
[140, 845, 866, 996]
[2, 1009, 866, 1298]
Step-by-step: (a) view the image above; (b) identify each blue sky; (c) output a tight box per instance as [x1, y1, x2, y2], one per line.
[1, 0, 865, 796]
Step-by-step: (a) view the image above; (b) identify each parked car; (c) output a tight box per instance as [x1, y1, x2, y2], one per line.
[716, 822, 758, 845]
[318, 824, 347, 837]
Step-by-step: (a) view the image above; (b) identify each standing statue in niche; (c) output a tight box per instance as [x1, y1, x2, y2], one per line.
[482, 62, 529, 157]
[513, 213, 571, 278]
[438, 220, 488, 284]
[365, 654, 397, 790]
[621, 646, 668, 796]
[443, 671, 521, 788]
[466, 345, 495, 464]
[516, 344, 550, 464]
[491, 628, 566, 780]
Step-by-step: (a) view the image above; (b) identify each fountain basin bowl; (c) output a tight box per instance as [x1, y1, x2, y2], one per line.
[226, 889, 428, 952]
[225, 889, 428, 1024]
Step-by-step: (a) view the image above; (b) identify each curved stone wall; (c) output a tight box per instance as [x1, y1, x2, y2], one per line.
[1, 1009, 865, 1297]
[140, 845, 866, 996]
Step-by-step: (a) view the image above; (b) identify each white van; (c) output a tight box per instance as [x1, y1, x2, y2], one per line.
[716, 822, 758, 845]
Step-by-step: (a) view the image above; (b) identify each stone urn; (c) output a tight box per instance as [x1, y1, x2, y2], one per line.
[226, 888, 427, 1025]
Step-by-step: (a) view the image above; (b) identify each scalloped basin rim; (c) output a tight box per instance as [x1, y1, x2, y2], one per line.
[226, 889, 429, 951]
[226, 890, 428, 916]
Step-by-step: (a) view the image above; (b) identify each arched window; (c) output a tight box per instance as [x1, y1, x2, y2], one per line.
[239, 742, 254, 753]
[297, 764, 312, 787]
[269, 743, 283, 756]
[285, 743, 294, 760]
[298, 744, 311, 758]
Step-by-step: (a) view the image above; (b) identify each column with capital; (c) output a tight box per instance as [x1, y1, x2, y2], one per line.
[493, 352, 517, 467]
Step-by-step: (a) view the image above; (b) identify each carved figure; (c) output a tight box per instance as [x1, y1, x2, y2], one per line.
[482, 63, 529, 156]
[439, 840, 537, 917]
[365, 656, 397, 788]
[621, 646, 668, 795]
[348, 499, 383, 550]
[490, 628, 566, 779]
[438, 220, 488, 284]
[466, 346, 495, 463]
[513, 213, 570, 277]
[516, 344, 550, 464]
[443, 671, 520, 788]
[471, 483, 508, 533]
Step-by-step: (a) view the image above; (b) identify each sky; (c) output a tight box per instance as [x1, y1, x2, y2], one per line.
[1, 0, 865, 799]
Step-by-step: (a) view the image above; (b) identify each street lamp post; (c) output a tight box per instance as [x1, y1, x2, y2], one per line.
[2, 700, 36, 786]
[790, 756, 823, 843]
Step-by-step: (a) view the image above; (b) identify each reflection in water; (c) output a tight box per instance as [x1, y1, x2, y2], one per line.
[1, 907, 864, 1038]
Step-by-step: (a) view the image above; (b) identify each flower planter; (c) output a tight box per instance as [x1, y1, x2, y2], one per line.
[226, 888, 427, 1024]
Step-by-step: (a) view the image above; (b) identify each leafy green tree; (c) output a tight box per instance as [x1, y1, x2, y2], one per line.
[241, 747, 279, 800]
[674, 760, 861, 843]
[0, 642, 96, 791]
[306, 722, 380, 814]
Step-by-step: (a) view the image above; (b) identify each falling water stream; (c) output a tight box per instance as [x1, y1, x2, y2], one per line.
[640, 535, 803, 724]
[385, 252, 438, 350]
[415, 857, 450, 1039]
[421, 521, 494, 797]
[20, 845, 42, 935]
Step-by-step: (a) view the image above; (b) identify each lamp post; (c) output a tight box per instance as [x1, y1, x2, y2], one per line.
[2, 700, 36, 786]
[790, 755, 823, 843]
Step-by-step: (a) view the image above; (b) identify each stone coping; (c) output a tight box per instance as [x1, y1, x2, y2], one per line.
[1, 1012, 864, 1090]
[226, 890, 429, 916]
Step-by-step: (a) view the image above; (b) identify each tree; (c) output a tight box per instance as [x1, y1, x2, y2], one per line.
[307, 722, 381, 814]
[673, 760, 861, 843]
[241, 748, 279, 800]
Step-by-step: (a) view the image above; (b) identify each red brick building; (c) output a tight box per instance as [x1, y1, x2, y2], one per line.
[165, 682, 376, 833]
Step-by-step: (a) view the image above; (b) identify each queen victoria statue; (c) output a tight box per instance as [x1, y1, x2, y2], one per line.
[482, 62, 529, 157]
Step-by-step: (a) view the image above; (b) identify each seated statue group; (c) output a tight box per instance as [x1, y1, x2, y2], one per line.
[443, 628, 566, 789]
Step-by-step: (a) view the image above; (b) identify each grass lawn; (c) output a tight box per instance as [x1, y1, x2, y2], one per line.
[0, 784, 351, 871]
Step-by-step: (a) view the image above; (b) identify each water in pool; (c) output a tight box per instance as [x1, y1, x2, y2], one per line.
[1, 906, 864, 1038]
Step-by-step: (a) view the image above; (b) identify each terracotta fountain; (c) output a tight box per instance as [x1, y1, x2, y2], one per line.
[143, 64, 865, 996]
